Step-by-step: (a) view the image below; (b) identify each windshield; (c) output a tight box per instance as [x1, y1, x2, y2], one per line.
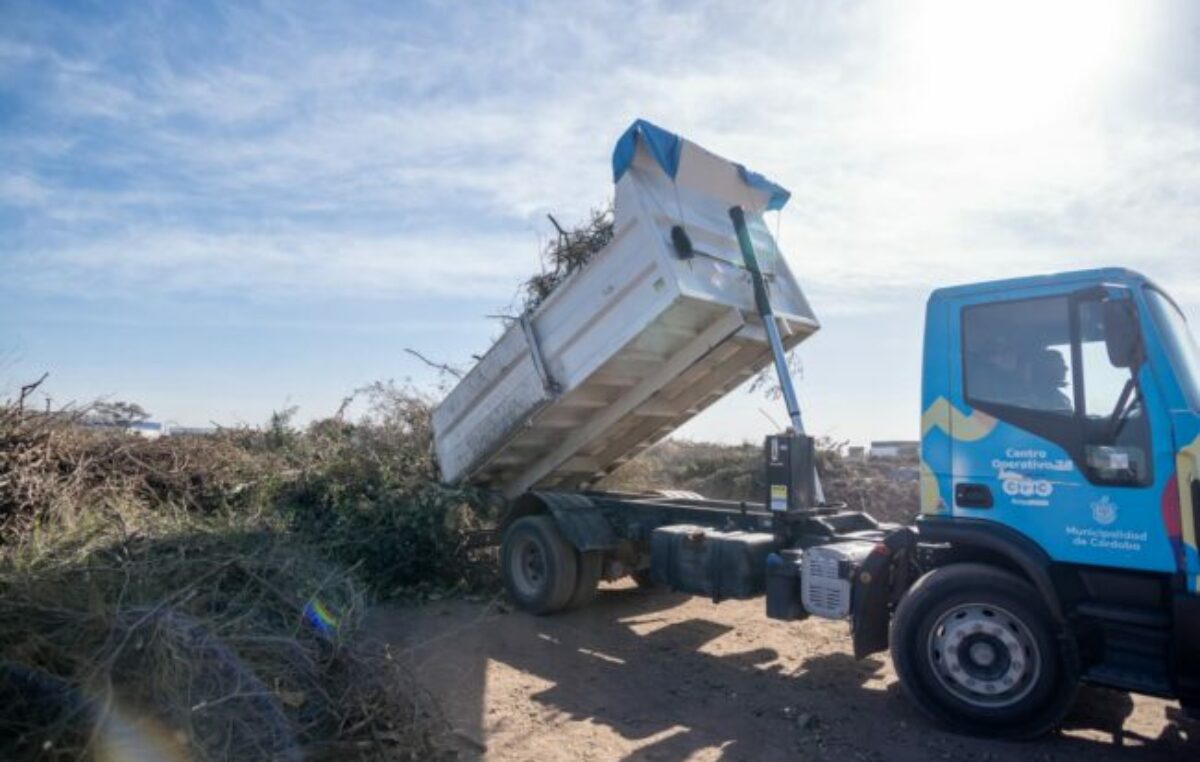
[1144, 287, 1200, 411]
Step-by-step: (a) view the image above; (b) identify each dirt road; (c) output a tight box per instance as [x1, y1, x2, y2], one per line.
[370, 581, 1196, 761]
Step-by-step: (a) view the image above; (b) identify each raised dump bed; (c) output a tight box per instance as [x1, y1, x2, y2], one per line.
[433, 120, 819, 498]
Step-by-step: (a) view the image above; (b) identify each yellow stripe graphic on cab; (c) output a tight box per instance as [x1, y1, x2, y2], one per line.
[921, 397, 998, 442]
[919, 458, 942, 515]
[1176, 434, 1200, 592]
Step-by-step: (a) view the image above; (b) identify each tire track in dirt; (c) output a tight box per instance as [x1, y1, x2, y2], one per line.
[371, 581, 1196, 761]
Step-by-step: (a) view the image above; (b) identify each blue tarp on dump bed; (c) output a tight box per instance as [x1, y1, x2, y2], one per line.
[611, 118, 791, 211]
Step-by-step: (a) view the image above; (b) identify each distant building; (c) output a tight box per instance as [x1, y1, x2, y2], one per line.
[129, 421, 164, 438]
[869, 440, 919, 460]
[82, 420, 164, 438]
[80, 420, 220, 438]
[846, 445, 867, 462]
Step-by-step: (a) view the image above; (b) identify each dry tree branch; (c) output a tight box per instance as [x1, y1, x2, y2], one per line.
[403, 348, 464, 380]
[17, 372, 49, 411]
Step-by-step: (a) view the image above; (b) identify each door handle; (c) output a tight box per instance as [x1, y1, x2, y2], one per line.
[955, 483, 993, 509]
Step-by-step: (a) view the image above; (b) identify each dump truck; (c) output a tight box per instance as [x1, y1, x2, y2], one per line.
[432, 119, 1200, 738]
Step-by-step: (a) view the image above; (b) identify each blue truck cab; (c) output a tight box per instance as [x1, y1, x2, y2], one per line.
[905, 267, 1200, 733]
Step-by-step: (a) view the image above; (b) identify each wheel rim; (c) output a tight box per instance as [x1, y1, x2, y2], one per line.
[509, 535, 547, 598]
[927, 602, 1042, 708]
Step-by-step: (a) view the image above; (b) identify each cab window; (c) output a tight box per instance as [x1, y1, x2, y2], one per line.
[963, 296, 1074, 415]
[1144, 286, 1200, 411]
[962, 294, 1150, 487]
[1076, 299, 1150, 485]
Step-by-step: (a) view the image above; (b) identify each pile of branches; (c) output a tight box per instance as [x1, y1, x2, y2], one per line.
[817, 447, 920, 525]
[0, 525, 449, 761]
[520, 206, 614, 313]
[603, 438, 920, 524]
[0, 381, 494, 760]
[0, 383, 492, 593]
[278, 383, 497, 597]
[0, 405, 274, 546]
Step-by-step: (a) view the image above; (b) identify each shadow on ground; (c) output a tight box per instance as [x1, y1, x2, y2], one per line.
[371, 583, 1197, 761]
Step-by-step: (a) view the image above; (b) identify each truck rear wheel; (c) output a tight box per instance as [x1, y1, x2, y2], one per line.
[567, 550, 603, 609]
[891, 563, 1077, 739]
[501, 516, 578, 615]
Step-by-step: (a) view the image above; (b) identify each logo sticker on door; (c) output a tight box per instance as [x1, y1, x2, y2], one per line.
[1091, 495, 1118, 526]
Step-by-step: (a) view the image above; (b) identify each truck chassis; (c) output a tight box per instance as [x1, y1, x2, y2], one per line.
[495, 488, 1200, 739]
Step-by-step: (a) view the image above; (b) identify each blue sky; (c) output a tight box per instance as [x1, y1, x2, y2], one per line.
[2, 0, 1199, 444]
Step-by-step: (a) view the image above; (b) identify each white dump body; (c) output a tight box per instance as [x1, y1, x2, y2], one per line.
[433, 130, 819, 498]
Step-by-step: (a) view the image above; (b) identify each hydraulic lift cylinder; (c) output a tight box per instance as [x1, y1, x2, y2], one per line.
[729, 205, 824, 507]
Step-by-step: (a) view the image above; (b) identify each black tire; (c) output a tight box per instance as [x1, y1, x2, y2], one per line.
[501, 515, 578, 615]
[891, 563, 1078, 739]
[566, 550, 603, 609]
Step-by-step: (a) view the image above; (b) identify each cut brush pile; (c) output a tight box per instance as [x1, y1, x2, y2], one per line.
[0, 527, 448, 761]
[0, 384, 486, 761]
[519, 206, 614, 313]
[601, 438, 920, 525]
[0, 403, 274, 544]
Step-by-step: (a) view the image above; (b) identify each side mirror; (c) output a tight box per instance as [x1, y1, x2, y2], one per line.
[1103, 298, 1143, 368]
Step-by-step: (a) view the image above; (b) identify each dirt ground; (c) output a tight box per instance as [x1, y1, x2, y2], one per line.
[370, 581, 1197, 761]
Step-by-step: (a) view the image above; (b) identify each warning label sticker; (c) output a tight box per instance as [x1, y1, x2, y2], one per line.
[770, 484, 788, 512]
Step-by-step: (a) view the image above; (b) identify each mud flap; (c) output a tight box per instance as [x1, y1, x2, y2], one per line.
[506, 491, 619, 553]
[851, 527, 916, 659]
[550, 505, 618, 552]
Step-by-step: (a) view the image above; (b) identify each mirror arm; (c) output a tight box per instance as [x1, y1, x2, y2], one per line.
[1106, 376, 1137, 442]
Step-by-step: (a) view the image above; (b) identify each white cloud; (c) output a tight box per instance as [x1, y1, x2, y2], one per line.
[4, 0, 1200, 441]
[0, 174, 51, 206]
[2, 0, 1198, 317]
[10, 228, 541, 300]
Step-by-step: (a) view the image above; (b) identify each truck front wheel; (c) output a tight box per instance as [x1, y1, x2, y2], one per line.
[501, 516, 579, 615]
[891, 563, 1077, 739]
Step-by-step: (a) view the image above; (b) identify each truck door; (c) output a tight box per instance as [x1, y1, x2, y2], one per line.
[1142, 285, 1200, 592]
[948, 287, 1177, 574]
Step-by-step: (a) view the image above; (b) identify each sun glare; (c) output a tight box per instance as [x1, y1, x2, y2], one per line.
[897, 0, 1139, 138]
